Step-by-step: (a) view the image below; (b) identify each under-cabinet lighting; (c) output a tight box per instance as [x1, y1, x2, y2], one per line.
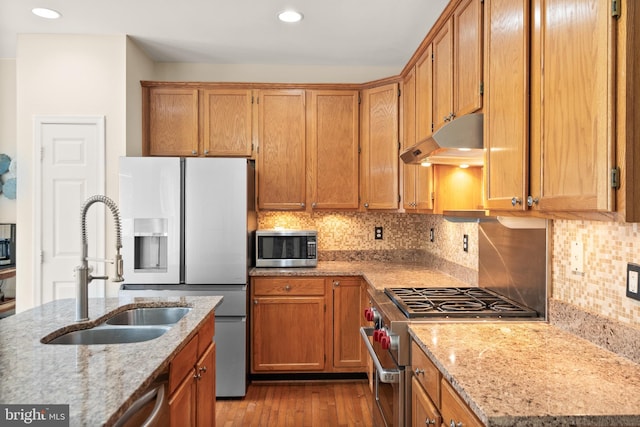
[420, 161, 432, 167]
[459, 164, 470, 169]
[278, 10, 304, 23]
[32, 7, 61, 19]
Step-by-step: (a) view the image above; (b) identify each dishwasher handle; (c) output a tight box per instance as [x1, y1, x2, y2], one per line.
[360, 327, 400, 384]
[113, 380, 167, 427]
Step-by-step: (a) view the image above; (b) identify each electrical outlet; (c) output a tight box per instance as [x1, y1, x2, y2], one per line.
[463, 234, 468, 252]
[627, 263, 640, 301]
[570, 240, 584, 274]
[375, 226, 383, 240]
[430, 228, 435, 243]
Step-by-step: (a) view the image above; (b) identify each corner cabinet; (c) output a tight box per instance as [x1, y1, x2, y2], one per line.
[256, 89, 307, 210]
[360, 83, 400, 210]
[307, 90, 360, 210]
[142, 84, 253, 157]
[169, 313, 216, 427]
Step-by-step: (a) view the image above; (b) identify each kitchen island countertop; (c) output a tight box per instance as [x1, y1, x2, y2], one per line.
[410, 322, 640, 427]
[0, 295, 222, 426]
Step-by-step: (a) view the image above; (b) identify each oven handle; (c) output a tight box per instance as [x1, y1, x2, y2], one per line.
[360, 327, 400, 384]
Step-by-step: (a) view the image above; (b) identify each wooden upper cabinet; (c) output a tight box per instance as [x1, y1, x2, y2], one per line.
[360, 83, 400, 210]
[453, 0, 483, 117]
[202, 89, 253, 157]
[433, 0, 483, 132]
[416, 44, 434, 142]
[483, 0, 529, 210]
[307, 90, 360, 210]
[433, 19, 454, 132]
[147, 87, 199, 156]
[531, 0, 615, 213]
[257, 89, 307, 210]
[403, 66, 434, 212]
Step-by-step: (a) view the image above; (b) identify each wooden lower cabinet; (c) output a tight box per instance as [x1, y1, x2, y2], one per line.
[169, 313, 216, 427]
[411, 339, 483, 427]
[251, 276, 368, 373]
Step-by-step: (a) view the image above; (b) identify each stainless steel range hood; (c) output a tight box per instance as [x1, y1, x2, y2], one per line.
[400, 113, 484, 165]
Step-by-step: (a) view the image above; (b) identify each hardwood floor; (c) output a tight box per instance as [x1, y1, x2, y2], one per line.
[215, 381, 374, 427]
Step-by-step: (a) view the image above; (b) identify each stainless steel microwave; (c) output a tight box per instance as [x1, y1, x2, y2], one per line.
[256, 230, 317, 268]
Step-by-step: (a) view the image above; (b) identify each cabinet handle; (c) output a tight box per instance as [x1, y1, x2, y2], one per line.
[300, 202, 305, 208]
[284, 285, 291, 291]
[364, 203, 369, 208]
[199, 366, 207, 373]
[194, 372, 201, 380]
[254, 299, 258, 305]
[312, 202, 317, 208]
[511, 197, 522, 206]
[333, 281, 340, 287]
[450, 421, 463, 427]
[191, 150, 197, 155]
[204, 149, 209, 154]
[425, 419, 437, 425]
[527, 196, 539, 206]
[414, 368, 425, 376]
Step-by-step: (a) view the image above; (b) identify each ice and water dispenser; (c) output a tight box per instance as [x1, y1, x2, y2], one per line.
[133, 218, 168, 272]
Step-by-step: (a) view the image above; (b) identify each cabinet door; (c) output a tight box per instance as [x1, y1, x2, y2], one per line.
[411, 377, 441, 427]
[308, 90, 359, 210]
[331, 278, 367, 369]
[415, 48, 436, 211]
[202, 89, 253, 157]
[252, 296, 325, 371]
[433, 19, 454, 132]
[148, 88, 199, 156]
[169, 374, 197, 427]
[196, 343, 215, 427]
[531, 0, 614, 212]
[257, 89, 306, 210]
[453, 0, 483, 117]
[360, 83, 399, 210]
[402, 67, 418, 210]
[441, 380, 483, 427]
[484, 0, 530, 210]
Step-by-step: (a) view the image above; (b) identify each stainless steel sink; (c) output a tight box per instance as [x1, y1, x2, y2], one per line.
[45, 325, 171, 345]
[105, 307, 191, 326]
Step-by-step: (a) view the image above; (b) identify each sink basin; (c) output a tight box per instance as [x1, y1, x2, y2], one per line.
[45, 325, 170, 345]
[105, 307, 191, 326]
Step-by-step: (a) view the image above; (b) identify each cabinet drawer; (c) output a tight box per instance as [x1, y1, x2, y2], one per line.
[169, 334, 198, 395]
[253, 277, 325, 296]
[411, 341, 441, 405]
[197, 313, 215, 356]
[441, 379, 483, 427]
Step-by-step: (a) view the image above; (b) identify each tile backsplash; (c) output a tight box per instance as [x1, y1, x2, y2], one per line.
[552, 220, 640, 328]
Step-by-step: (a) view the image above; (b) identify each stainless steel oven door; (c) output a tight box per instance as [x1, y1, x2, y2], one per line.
[360, 327, 404, 427]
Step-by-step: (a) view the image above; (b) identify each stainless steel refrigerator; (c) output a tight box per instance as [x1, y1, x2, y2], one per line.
[118, 156, 256, 397]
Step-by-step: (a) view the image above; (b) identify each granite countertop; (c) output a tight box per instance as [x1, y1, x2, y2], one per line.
[251, 260, 468, 289]
[0, 295, 222, 427]
[409, 322, 640, 427]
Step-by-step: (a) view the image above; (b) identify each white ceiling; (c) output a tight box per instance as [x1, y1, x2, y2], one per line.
[0, 0, 449, 69]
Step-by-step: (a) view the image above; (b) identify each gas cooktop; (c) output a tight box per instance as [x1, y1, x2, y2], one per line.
[384, 287, 538, 319]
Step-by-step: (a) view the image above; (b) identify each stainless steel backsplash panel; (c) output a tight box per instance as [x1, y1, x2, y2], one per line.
[479, 218, 548, 319]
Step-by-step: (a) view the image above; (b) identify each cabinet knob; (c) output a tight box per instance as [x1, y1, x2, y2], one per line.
[364, 203, 369, 208]
[333, 281, 340, 287]
[450, 421, 463, 427]
[527, 196, 539, 206]
[191, 150, 197, 155]
[199, 366, 207, 373]
[312, 202, 317, 208]
[204, 149, 209, 154]
[300, 202, 305, 208]
[254, 299, 258, 305]
[426, 419, 437, 425]
[284, 285, 291, 291]
[511, 197, 522, 206]
[414, 368, 425, 376]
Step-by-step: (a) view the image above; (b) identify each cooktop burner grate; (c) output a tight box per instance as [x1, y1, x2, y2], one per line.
[383, 287, 538, 319]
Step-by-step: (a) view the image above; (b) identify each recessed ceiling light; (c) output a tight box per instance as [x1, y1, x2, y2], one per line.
[32, 7, 61, 19]
[278, 10, 303, 23]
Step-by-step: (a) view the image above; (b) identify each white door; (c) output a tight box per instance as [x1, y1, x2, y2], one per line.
[34, 116, 105, 305]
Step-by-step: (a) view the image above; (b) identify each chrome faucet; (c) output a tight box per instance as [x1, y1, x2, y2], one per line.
[75, 195, 124, 321]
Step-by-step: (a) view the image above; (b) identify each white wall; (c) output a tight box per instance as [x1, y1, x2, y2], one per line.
[125, 38, 156, 157]
[0, 59, 17, 223]
[15, 34, 131, 311]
